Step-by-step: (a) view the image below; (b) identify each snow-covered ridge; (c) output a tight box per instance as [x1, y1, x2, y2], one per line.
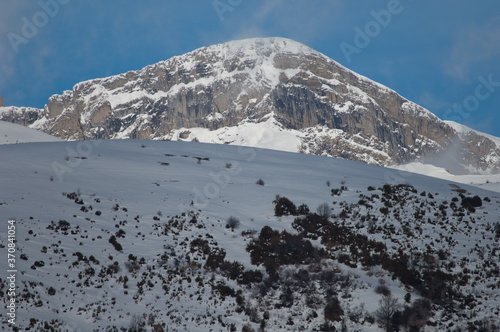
[0, 120, 61, 145]
[0, 118, 62, 145]
[445, 120, 500, 149]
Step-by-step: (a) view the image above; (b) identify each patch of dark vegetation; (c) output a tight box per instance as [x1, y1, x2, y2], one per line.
[460, 195, 482, 213]
[257, 190, 476, 324]
[273, 196, 298, 217]
[226, 216, 240, 230]
[46, 220, 73, 234]
[246, 226, 322, 275]
[108, 235, 123, 251]
[190, 238, 263, 285]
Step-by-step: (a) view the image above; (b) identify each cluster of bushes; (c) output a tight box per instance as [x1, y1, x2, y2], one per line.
[330, 185, 348, 196]
[285, 195, 463, 308]
[191, 239, 263, 285]
[292, 213, 331, 240]
[65, 191, 84, 204]
[30, 261, 45, 270]
[125, 254, 141, 273]
[378, 297, 433, 332]
[47, 220, 71, 233]
[246, 226, 322, 275]
[382, 183, 418, 196]
[190, 238, 211, 256]
[108, 235, 123, 251]
[460, 195, 482, 212]
[105, 261, 120, 276]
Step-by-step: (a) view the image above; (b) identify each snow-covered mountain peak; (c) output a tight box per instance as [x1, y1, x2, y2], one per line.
[191, 37, 320, 61]
[2, 38, 500, 174]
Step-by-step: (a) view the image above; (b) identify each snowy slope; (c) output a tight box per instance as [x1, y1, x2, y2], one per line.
[444, 120, 500, 149]
[0, 140, 499, 331]
[390, 162, 500, 193]
[0, 120, 61, 145]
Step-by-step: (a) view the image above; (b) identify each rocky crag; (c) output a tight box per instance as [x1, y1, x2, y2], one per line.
[1, 37, 499, 173]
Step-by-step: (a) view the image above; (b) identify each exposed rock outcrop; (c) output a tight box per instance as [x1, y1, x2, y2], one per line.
[1, 37, 499, 173]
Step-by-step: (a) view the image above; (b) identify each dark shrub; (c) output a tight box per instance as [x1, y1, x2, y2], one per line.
[316, 202, 331, 219]
[274, 197, 298, 217]
[58, 220, 70, 231]
[375, 284, 391, 297]
[256, 179, 265, 186]
[461, 195, 482, 212]
[190, 239, 211, 255]
[297, 204, 310, 215]
[324, 297, 344, 322]
[278, 287, 294, 308]
[226, 216, 241, 230]
[34, 261, 45, 267]
[205, 248, 226, 270]
[213, 283, 236, 299]
[106, 261, 120, 275]
[229, 262, 244, 280]
[242, 324, 255, 332]
[239, 270, 263, 285]
[108, 235, 123, 251]
[471, 195, 482, 207]
[494, 222, 500, 238]
[125, 260, 140, 273]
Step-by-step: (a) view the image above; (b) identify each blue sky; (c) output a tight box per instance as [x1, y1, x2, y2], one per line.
[1, 0, 499, 136]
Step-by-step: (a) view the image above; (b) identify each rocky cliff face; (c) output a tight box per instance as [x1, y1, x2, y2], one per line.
[1, 37, 499, 173]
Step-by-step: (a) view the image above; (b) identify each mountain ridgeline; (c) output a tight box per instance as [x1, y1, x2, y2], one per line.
[1, 37, 499, 173]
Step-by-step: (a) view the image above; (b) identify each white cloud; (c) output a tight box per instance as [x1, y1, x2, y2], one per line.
[445, 16, 500, 79]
